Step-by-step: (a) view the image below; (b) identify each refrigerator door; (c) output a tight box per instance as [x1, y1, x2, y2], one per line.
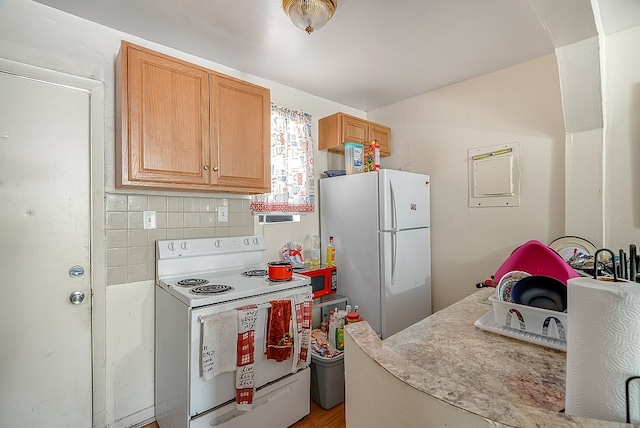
[379, 169, 430, 231]
[380, 227, 432, 338]
[319, 173, 383, 334]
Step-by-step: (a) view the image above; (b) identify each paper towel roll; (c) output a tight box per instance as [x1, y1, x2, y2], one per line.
[565, 276, 640, 424]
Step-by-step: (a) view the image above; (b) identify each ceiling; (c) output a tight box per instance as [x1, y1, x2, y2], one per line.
[32, 0, 640, 111]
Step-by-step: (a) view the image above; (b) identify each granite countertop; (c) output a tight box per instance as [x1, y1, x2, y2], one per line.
[344, 288, 629, 427]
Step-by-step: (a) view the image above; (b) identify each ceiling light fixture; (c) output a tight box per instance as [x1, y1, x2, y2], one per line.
[282, 0, 337, 34]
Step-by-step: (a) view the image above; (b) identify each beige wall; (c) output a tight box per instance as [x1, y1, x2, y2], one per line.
[604, 26, 640, 251]
[368, 54, 566, 311]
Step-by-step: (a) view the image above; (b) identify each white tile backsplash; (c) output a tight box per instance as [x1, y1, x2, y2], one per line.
[128, 247, 148, 265]
[106, 212, 128, 230]
[167, 212, 184, 229]
[148, 195, 167, 211]
[106, 194, 127, 212]
[183, 197, 200, 212]
[128, 230, 148, 247]
[184, 212, 200, 228]
[200, 198, 215, 212]
[127, 195, 148, 211]
[167, 196, 183, 212]
[105, 192, 253, 286]
[128, 212, 144, 229]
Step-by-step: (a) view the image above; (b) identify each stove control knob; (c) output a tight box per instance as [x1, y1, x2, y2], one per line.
[181, 242, 188, 250]
[214, 239, 222, 248]
[244, 238, 250, 246]
[168, 242, 176, 251]
[253, 238, 260, 245]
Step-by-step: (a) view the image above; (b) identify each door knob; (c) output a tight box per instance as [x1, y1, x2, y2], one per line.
[69, 291, 85, 305]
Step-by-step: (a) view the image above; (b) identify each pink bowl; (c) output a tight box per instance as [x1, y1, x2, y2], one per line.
[494, 240, 580, 286]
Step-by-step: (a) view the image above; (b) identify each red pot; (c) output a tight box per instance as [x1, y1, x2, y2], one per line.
[268, 261, 293, 281]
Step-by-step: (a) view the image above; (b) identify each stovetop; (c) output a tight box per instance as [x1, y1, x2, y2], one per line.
[156, 236, 310, 307]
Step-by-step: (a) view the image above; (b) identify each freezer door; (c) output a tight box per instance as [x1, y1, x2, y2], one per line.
[380, 227, 432, 338]
[379, 169, 430, 231]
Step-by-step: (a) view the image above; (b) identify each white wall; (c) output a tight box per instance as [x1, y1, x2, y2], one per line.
[0, 0, 362, 426]
[367, 54, 566, 311]
[604, 26, 640, 252]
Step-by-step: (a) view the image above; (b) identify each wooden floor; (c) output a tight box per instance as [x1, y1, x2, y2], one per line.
[142, 400, 345, 428]
[291, 400, 346, 428]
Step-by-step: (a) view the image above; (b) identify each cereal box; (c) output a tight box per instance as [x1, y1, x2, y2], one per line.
[363, 140, 380, 172]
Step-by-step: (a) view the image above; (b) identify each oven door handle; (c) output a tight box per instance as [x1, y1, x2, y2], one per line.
[198, 302, 272, 324]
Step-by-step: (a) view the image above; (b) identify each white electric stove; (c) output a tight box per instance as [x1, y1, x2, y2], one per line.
[155, 235, 312, 428]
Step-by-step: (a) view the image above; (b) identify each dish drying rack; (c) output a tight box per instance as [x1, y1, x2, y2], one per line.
[475, 297, 568, 352]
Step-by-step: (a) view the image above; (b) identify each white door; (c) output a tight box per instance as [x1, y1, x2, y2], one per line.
[0, 68, 93, 426]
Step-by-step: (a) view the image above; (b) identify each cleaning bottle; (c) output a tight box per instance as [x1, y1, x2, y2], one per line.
[326, 236, 336, 267]
[309, 235, 321, 268]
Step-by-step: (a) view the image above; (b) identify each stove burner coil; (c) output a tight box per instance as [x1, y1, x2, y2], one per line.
[176, 278, 209, 287]
[189, 285, 234, 295]
[242, 269, 268, 277]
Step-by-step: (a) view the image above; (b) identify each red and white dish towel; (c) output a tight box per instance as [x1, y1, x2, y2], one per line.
[291, 292, 313, 372]
[266, 300, 293, 362]
[236, 304, 259, 411]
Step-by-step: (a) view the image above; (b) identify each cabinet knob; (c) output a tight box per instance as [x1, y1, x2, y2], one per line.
[213, 166, 219, 172]
[203, 165, 210, 171]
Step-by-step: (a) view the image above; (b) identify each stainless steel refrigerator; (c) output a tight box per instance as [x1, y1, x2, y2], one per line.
[319, 169, 432, 338]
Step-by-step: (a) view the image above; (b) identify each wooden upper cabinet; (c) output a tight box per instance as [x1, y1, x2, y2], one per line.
[318, 112, 391, 156]
[342, 115, 368, 144]
[116, 41, 270, 193]
[369, 122, 391, 157]
[210, 74, 270, 193]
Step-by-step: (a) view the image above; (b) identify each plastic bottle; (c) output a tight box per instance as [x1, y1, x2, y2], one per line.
[327, 309, 337, 346]
[326, 236, 336, 267]
[335, 311, 345, 351]
[309, 235, 321, 268]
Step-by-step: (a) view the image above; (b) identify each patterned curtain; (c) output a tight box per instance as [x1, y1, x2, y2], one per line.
[250, 103, 315, 213]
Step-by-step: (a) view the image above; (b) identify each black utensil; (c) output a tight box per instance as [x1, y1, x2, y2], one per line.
[630, 245, 637, 282]
[620, 249, 628, 279]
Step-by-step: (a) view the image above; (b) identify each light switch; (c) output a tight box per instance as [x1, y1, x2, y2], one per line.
[143, 211, 157, 229]
[218, 206, 228, 223]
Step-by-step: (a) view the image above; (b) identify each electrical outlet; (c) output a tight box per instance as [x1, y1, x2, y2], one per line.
[143, 211, 157, 229]
[218, 206, 228, 223]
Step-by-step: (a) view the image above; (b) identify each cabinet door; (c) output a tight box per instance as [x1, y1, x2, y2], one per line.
[341, 115, 368, 144]
[210, 74, 270, 193]
[119, 42, 211, 188]
[369, 122, 391, 156]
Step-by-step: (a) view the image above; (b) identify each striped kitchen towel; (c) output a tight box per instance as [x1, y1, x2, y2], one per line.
[291, 291, 313, 372]
[236, 304, 259, 411]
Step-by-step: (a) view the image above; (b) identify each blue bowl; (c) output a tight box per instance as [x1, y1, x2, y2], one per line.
[510, 275, 567, 312]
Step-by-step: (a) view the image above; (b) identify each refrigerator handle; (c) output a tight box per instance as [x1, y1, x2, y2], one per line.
[390, 179, 397, 231]
[391, 231, 397, 285]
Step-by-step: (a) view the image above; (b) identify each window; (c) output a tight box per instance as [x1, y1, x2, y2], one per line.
[250, 103, 315, 214]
